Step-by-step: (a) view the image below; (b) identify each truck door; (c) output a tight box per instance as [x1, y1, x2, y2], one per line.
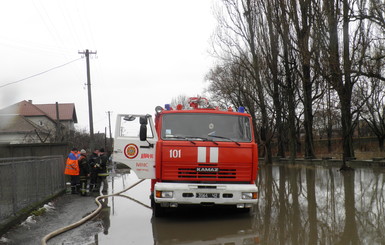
[113, 114, 157, 179]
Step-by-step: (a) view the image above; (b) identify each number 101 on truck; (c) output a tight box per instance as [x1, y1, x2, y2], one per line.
[113, 97, 259, 217]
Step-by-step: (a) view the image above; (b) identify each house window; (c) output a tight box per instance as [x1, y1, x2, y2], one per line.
[39, 121, 43, 126]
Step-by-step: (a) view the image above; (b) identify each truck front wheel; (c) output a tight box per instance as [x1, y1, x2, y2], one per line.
[151, 194, 165, 217]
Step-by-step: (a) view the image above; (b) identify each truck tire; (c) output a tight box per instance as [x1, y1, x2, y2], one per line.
[151, 194, 165, 217]
[237, 207, 251, 213]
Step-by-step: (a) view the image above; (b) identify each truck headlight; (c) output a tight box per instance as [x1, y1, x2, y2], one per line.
[242, 192, 258, 199]
[156, 191, 173, 198]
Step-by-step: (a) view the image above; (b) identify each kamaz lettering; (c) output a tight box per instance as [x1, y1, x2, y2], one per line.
[196, 167, 219, 172]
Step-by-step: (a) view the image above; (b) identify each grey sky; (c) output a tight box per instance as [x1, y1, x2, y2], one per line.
[0, 0, 216, 134]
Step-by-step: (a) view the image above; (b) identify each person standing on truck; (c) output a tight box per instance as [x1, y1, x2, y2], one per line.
[97, 148, 109, 193]
[78, 149, 90, 196]
[64, 147, 80, 194]
[89, 148, 100, 192]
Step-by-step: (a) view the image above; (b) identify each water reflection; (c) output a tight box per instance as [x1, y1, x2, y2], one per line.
[98, 198, 111, 235]
[257, 164, 385, 244]
[151, 209, 259, 245]
[87, 164, 385, 244]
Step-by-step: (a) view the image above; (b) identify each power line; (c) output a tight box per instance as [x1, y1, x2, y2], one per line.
[0, 58, 82, 89]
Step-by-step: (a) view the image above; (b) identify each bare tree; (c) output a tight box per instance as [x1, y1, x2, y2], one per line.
[276, 0, 299, 159]
[206, 55, 261, 141]
[258, 0, 285, 158]
[322, 0, 375, 159]
[210, 0, 274, 163]
[288, 0, 317, 158]
[360, 80, 385, 151]
[170, 95, 190, 109]
[207, 0, 385, 161]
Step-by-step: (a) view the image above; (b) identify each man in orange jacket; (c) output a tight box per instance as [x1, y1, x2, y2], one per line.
[64, 147, 80, 194]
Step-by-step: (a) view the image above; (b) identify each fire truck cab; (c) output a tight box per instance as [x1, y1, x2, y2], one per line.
[113, 98, 258, 217]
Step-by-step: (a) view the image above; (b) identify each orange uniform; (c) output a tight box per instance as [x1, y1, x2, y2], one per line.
[64, 150, 80, 175]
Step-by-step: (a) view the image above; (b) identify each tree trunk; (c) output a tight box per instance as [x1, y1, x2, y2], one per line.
[378, 136, 384, 152]
[303, 66, 316, 158]
[287, 70, 297, 159]
[341, 0, 355, 158]
[327, 86, 333, 153]
[279, 0, 297, 159]
[340, 94, 354, 158]
[298, 0, 316, 159]
[326, 0, 355, 159]
[244, 1, 272, 164]
[266, 0, 285, 158]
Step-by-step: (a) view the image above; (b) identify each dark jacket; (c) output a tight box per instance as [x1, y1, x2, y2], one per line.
[78, 154, 90, 177]
[98, 153, 109, 173]
[89, 152, 100, 173]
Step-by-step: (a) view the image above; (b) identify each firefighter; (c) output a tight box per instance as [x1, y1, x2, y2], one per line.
[98, 148, 109, 193]
[64, 147, 80, 194]
[78, 149, 90, 196]
[89, 148, 100, 192]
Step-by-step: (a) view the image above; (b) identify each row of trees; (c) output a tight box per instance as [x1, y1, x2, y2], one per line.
[205, 0, 385, 163]
[67, 128, 113, 153]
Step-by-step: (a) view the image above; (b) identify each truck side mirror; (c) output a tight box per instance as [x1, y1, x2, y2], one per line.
[140, 124, 147, 141]
[140, 116, 148, 125]
[139, 116, 148, 141]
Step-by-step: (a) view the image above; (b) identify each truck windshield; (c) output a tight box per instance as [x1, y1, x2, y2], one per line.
[161, 113, 252, 142]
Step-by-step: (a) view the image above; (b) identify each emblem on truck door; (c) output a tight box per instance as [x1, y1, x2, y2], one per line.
[124, 144, 139, 159]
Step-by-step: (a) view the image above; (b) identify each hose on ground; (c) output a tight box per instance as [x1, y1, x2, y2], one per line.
[41, 179, 145, 245]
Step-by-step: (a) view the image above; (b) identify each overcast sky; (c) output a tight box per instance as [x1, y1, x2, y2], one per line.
[0, 0, 217, 134]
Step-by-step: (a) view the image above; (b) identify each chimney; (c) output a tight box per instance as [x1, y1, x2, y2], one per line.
[28, 100, 32, 104]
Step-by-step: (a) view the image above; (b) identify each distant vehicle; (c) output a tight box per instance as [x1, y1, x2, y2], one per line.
[113, 97, 259, 217]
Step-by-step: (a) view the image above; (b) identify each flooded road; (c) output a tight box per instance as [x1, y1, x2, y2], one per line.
[74, 164, 385, 244]
[2, 163, 385, 244]
[257, 164, 385, 245]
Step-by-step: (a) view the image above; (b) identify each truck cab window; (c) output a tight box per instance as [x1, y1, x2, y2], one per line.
[119, 116, 154, 138]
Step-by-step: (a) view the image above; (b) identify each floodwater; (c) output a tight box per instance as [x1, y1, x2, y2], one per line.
[77, 164, 385, 244]
[5, 163, 385, 244]
[256, 164, 385, 245]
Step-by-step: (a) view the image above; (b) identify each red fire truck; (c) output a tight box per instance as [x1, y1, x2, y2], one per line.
[113, 98, 258, 216]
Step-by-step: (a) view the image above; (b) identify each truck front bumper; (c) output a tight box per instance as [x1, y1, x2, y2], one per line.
[154, 182, 258, 208]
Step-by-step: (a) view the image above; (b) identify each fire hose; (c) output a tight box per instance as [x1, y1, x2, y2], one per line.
[41, 179, 147, 245]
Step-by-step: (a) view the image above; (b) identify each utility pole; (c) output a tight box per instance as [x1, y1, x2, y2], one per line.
[78, 49, 97, 151]
[55, 102, 61, 142]
[104, 127, 107, 150]
[107, 111, 113, 138]
[107, 111, 113, 151]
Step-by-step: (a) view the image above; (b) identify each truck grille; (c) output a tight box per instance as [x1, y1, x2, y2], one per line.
[177, 166, 236, 179]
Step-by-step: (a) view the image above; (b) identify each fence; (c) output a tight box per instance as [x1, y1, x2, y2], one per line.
[0, 156, 65, 234]
[0, 143, 69, 158]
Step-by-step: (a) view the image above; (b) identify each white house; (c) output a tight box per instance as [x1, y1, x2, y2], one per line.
[0, 100, 77, 144]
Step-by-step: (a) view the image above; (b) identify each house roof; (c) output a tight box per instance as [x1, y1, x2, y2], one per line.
[0, 100, 77, 123]
[36, 103, 78, 123]
[0, 100, 46, 117]
[0, 114, 50, 133]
